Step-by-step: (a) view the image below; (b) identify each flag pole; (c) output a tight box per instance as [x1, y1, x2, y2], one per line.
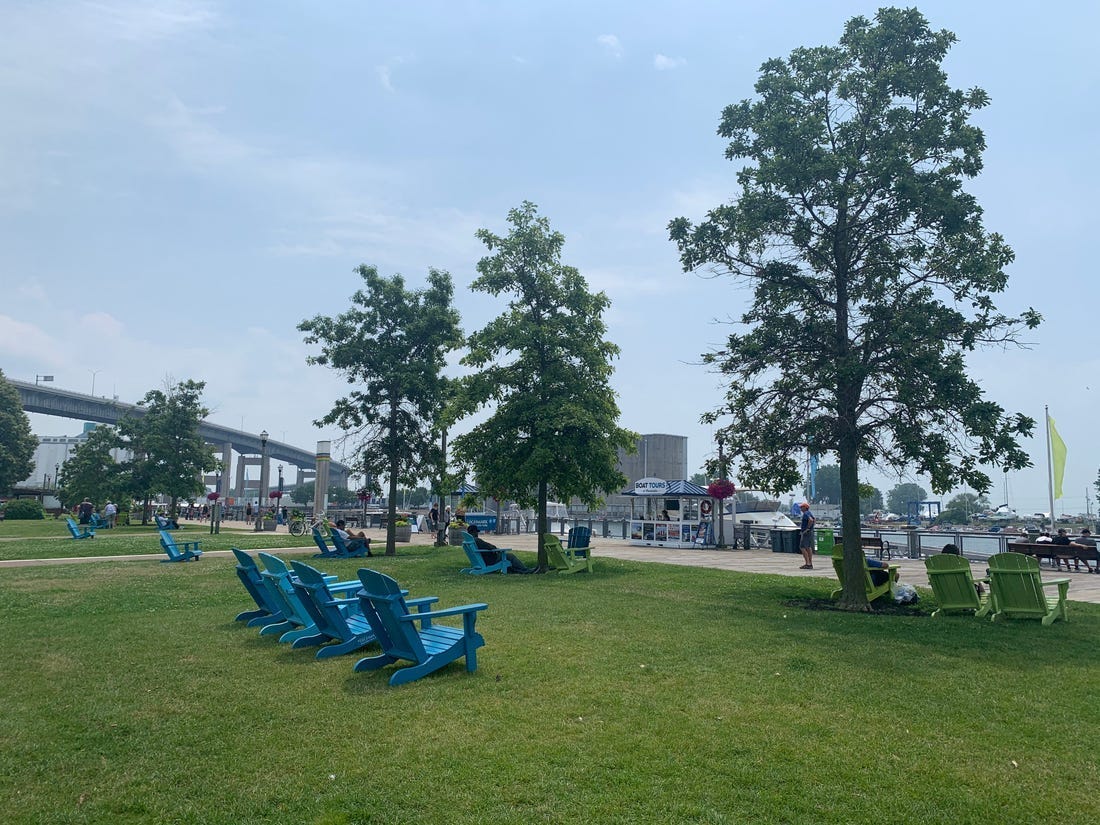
[1045, 405, 1056, 535]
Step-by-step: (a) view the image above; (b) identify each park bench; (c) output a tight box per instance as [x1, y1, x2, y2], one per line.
[834, 535, 893, 559]
[1005, 541, 1097, 572]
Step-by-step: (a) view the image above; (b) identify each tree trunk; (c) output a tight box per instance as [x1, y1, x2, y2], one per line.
[537, 477, 549, 569]
[837, 410, 871, 611]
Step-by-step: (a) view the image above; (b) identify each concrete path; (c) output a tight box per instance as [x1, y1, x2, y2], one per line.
[5, 526, 1099, 604]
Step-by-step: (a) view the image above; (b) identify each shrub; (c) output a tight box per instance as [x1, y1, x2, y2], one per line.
[3, 499, 45, 520]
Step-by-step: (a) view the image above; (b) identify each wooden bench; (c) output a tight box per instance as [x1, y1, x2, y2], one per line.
[1008, 541, 1097, 573]
[834, 536, 894, 559]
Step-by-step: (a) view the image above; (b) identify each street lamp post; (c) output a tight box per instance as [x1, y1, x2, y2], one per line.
[255, 430, 269, 532]
[277, 464, 284, 523]
[54, 464, 60, 490]
[89, 369, 102, 396]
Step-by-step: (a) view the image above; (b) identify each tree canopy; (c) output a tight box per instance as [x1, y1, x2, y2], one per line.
[453, 202, 637, 567]
[0, 369, 36, 493]
[56, 425, 127, 509]
[886, 482, 929, 516]
[669, 8, 1038, 608]
[299, 266, 462, 555]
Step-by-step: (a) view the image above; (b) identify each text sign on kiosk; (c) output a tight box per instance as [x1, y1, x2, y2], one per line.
[633, 477, 668, 495]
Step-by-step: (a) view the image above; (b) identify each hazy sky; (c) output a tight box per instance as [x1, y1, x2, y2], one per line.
[3, 1, 1097, 515]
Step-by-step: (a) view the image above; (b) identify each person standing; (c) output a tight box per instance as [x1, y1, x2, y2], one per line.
[798, 502, 815, 569]
[245, 502, 253, 525]
[104, 501, 118, 529]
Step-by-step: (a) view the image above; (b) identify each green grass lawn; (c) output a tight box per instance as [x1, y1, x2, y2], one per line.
[1, 544, 1098, 824]
[0, 519, 314, 560]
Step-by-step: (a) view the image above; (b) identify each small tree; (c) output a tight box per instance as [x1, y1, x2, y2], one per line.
[454, 202, 637, 568]
[670, 8, 1038, 609]
[0, 369, 36, 494]
[56, 425, 127, 509]
[299, 266, 462, 555]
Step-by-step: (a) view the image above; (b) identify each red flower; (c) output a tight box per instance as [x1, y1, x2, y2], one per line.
[707, 479, 736, 500]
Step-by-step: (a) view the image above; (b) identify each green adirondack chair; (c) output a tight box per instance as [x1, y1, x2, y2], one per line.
[924, 552, 991, 618]
[830, 547, 898, 602]
[986, 552, 1070, 625]
[543, 534, 593, 574]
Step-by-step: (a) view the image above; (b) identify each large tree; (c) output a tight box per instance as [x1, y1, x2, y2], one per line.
[669, 8, 1038, 609]
[299, 266, 462, 555]
[454, 202, 637, 568]
[0, 369, 36, 494]
[117, 380, 215, 520]
[812, 463, 841, 504]
[886, 482, 929, 516]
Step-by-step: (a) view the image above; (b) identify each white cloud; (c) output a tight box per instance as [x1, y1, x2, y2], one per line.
[654, 54, 686, 71]
[597, 34, 623, 59]
[376, 65, 394, 93]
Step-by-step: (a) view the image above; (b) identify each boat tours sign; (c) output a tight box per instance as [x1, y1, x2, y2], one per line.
[633, 477, 669, 496]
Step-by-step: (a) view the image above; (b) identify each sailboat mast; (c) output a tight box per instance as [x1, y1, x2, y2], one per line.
[1045, 405, 1057, 534]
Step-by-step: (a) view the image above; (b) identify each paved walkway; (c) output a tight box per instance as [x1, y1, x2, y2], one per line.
[5, 525, 1099, 604]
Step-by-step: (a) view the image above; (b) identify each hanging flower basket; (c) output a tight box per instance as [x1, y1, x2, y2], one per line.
[707, 479, 736, 500]
[269, 490, 284, 501]
[206, 492, 221, 502]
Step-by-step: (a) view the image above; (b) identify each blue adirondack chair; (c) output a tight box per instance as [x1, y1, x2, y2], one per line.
[90, 513, 109, 530]
[65, 517, 95, 540]
[329, 528, 371, 558]
[158, 529, 202, 562]
[256, 552, 360, 647]
[290, 561, 435, 659]
[354, 569, 488, 686]
[231, 548, 285, 626]
[154, 514, 178, 530]
[567, 526, 592, 559]
[460, 532, 511, 574]
[312, 527, 339, 558]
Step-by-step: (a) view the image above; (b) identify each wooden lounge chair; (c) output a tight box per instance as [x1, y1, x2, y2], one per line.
[567, 526, 592, 559]
[290, 561, 435, 659]
[329, 528, 371, 558]
[254, 552, 357, 646]
[354, 569, 488, 686]
[311, 526, 340, 558]
[830, 547, 898, 602]
[986, 552, 1070, 625]
[158, 529, 202, 562]
[924, 553, 991, 618]
[544, 534, 593, 574]
[460, 532, 511, 574]
[231, 548, 285, 627]
[65, 517, 95, 540]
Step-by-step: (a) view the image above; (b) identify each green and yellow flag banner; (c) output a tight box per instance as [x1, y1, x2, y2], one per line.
[1049, 414, 1067, 500]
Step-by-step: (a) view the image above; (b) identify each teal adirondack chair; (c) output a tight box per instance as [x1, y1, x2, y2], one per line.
[460, 533, 511, 574]
[311, 527, 339, 558]
[255, 553, 359, 646]
[924, 553, 991, 618]
[986, 552, 1070, 625]
[329, 528, 371, 558]
[290, 561, 435, 659]
[231, 548, 285, 626]
[544, 534, 593, 574]
[158, 529, 201, 562]
[830, 547, 898, 602]
[65, 517, 94, 540]
[354, 569, 488, 686]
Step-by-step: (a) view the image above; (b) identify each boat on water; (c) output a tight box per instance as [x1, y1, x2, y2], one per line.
[721, 497, 797, 529]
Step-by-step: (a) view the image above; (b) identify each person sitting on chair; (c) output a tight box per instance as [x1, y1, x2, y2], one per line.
[467, 525, 534, 574]
[331, 519, 372, 556]
[864, 554, 891, 587]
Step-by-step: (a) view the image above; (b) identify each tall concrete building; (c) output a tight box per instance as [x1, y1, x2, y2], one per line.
[583, 433, 688, 518]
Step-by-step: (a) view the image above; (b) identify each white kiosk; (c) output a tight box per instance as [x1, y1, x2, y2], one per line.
[626, 477, 712, 548]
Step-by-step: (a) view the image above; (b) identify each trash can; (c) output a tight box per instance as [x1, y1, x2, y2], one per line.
[815, 527, 834, 555]
[770, 528, 800, 553]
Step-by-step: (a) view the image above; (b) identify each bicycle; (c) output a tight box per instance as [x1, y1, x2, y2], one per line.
[289, 512, 326, 537]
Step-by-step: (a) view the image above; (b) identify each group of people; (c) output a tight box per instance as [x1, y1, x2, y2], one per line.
[74, 498, 118, 528]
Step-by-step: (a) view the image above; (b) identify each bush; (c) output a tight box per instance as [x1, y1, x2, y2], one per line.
[3, 499, 45, 520]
